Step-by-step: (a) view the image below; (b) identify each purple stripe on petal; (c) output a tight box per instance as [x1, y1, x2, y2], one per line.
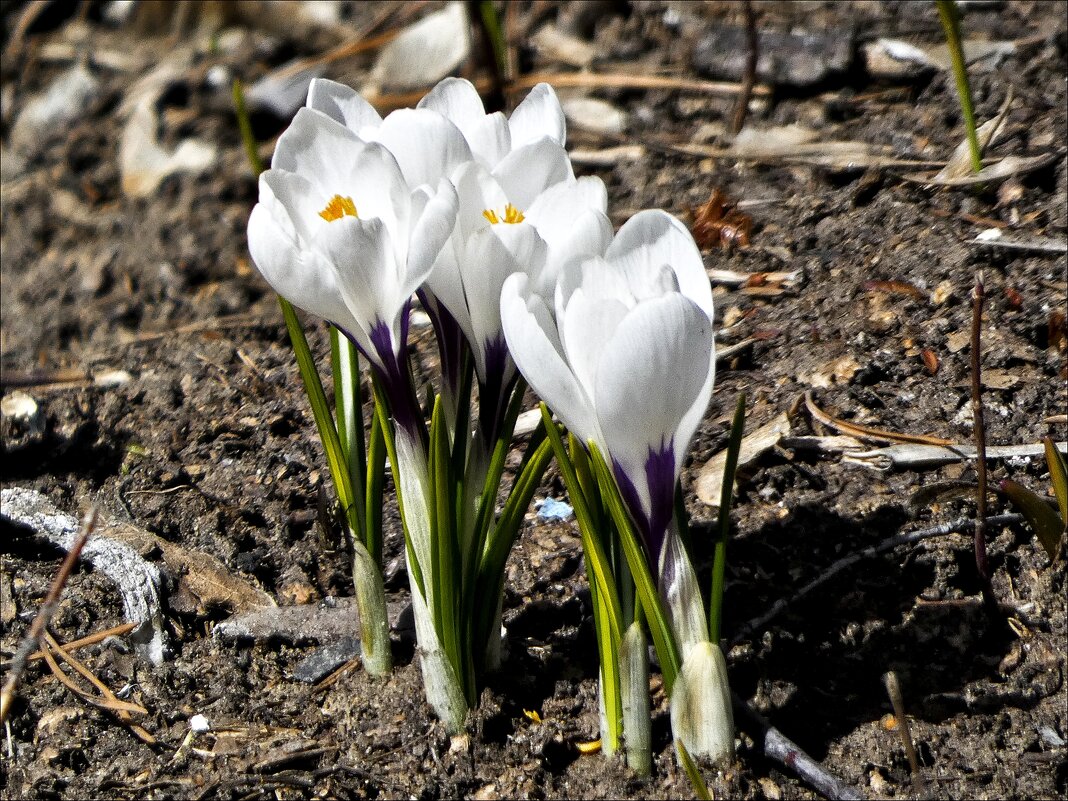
[478, 334, 514, 443]
[369, 318, 423, 439]
[417, 289, 465, 400]
[612, 437, 677, 570]
[643, 439, 677, 561]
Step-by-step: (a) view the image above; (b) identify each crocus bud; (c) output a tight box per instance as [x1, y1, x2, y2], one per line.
[670, 640, 735, 763]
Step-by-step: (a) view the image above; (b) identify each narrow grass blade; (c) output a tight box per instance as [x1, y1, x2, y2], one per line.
[429, 396, 466, 696]
[539, 407, 623, 647]
[588, 442, 681, 693]
[595, 583, 623, 755]
[1045, 437, 1068, 523]
[474, 433, 552, 658]
[1000, 479, 1064, 560]
[477, 0, 509, 78]
[674, 738, 713, 801]
[279, 299, 358, 534]
[331, 327, 368, 539]
[231, 79, 265, 177]
[936, 0, 982, 173]
[710, 393, 746, 644]
[365, 409, 386, 564]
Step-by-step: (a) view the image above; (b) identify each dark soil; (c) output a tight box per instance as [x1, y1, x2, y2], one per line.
[2, 2, 1065, 799]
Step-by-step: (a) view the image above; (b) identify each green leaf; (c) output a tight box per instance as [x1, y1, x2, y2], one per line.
[477, 1, 508, 77]
[278, 299, 358, 534]
[372, 376, 425, 598]
[365, 408, 386, 564]
[587, 441, 681, 694]
[710, 392, 746, 644]
[331, 328, 368, 541]
[594, 581, 623, 755]
[539, 406, 623, 648]
[231, 79, 265, 177]
[674, 738, 712, 801]
[1045, 437, 1068, 523]
[936, 0, 982, 173]
[1000, 479, 1065, 560]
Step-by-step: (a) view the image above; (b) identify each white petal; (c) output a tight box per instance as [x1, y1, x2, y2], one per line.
[463, 225, 542, 379]
[607, 210, 714, 319]
[493, 139, 573, 209]
[316, 215, 402, 351]
[343, 142, 410, 246]
[452, 161, 508, 240]
[508, 82, 566, 148]
[365, 108, 472, 189]
[406, 178, 458, 299]
[424, 232, 476, 348]
[559, 285, 629, 409]
[526, 175, 608, 231]
[593, 294, 713, 497]
[417, 77, 485, 121]
[306, 78, 382, 131]
[500, 274, 597, 444]
[270, 107, 362, 186]
[248, 178, 358, 334]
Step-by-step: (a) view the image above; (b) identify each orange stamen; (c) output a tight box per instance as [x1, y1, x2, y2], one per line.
[319, 194, 358, 222]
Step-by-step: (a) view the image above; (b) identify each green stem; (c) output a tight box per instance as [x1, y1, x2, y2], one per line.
[936, 0, 982, 173]
[710, 393, 746, 644]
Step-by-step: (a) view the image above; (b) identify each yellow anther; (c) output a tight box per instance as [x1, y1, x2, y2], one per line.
[482, 203, 525, 225]
[575, 738, 602, 755]
[319, 194, 358, 222]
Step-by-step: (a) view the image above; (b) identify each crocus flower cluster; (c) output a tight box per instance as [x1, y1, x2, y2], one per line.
[247, 77, 731, 767]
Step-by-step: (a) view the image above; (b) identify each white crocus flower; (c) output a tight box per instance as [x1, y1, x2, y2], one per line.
[416, 77, 566, 168]
[428, 140, 611, 423]
[502, 209, 733, 762]
[247, 106, 457, 435]
[306, 78, 473, 191]
[501, 209, 715, 559]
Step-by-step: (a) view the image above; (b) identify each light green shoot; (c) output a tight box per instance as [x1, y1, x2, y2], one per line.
[710, 393, 746, 644]
[936, 0, 983, 173]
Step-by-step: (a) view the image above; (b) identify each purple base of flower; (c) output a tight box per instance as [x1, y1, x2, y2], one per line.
[613, 439, 676, 566]
[336, 311, 424, 442]
[418, 290, 465, 404]
[478, 335, 515, 444]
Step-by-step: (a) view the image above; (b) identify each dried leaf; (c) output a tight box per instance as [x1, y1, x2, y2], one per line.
[1000, 480, 1064, 560]
[902, 153, 1058, 188]
[561, 97, 628, 135]
[105, 522, 275, 614]
[120, 100, 216, 198]
[531, 24, 598, 67]
[370, 2, 470, 93]
[696, 412, 790, 507]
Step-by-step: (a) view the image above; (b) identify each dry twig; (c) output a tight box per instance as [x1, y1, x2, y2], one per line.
[730, 1, 759, 135]
[0, 507, 97, 725]
[970, 275, 996, 611]
[805, 391, 955, 446]
[28, 622, 138, 662]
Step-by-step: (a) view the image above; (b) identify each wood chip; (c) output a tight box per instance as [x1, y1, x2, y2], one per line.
[696, 412, 791, 507]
